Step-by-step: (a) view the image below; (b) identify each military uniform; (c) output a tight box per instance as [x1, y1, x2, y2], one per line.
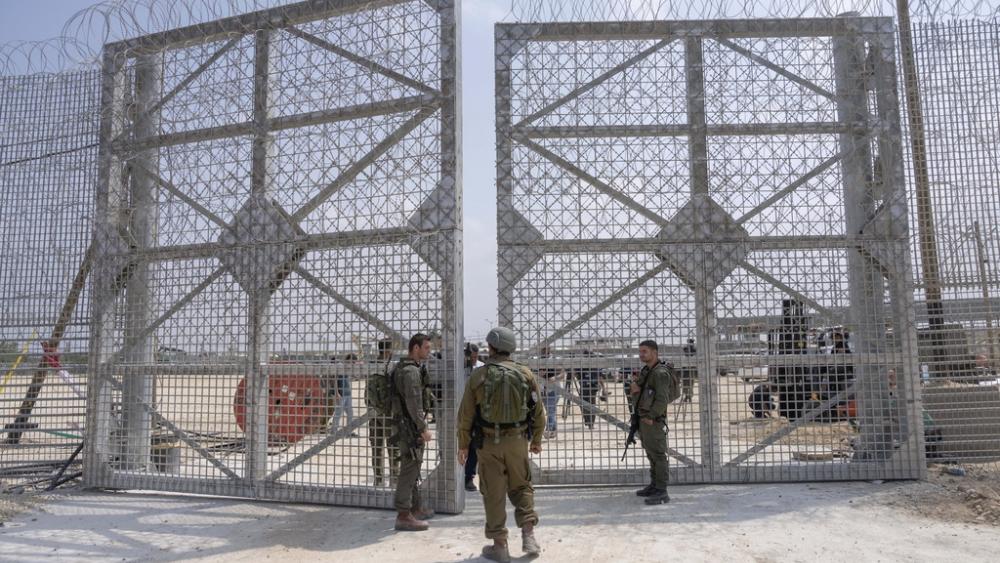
[633, 361, 674, 502]
[391, 358, 429, 513]
[370, 414, 398, 486]
[457, 357, 546, 543]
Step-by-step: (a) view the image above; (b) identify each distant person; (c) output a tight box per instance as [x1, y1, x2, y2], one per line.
[464, 342, 482, 492]
[538, 346, 563, 439]
[367, 339, 398, 486]
[681, 338, 696, 402]
[576, 350, 601, 429]
[748, 383, 775, 419]
[330, 353, 357, 437]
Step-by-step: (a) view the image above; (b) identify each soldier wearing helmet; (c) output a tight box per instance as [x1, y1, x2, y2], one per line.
[457, 327, 546, 562]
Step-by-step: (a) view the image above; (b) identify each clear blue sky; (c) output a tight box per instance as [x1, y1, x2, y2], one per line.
[0, 0, 508, 339]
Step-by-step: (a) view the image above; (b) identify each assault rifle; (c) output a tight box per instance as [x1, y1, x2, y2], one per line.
[621, 369, 651, 461]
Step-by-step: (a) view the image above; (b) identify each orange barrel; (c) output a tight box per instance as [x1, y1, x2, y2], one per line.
[233, 374, 334, 446]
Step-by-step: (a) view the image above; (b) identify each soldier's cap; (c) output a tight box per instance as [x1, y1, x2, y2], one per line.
[486, 327, 517, 354]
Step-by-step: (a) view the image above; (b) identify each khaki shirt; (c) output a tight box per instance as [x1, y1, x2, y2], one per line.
[456, 357, 546, 449]
[635, 361, 673, 419]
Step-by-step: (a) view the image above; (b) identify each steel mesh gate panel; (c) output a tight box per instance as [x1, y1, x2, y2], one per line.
[496, 18, 924, 484]
[83, 0, 463, 512]
[1, 70, 99, 476]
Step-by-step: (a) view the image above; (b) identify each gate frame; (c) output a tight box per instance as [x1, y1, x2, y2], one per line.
[495, 16, 925, 484]
[84, 0, 464, 513]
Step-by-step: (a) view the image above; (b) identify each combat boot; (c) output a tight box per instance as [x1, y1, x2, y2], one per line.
[482, 541, 511, 563]
[522, 525, 541, 557]
[635, 483, 656, 497]
[413, 506, 435, 520]
[394, 510, 429, 531]
[644, 489, 670, 505]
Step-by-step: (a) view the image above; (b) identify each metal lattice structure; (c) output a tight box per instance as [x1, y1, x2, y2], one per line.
[0, 70, 99, 483]
[3, 0, 1000, 504]
[75, 0, 463, 511]
[496, 17, 925, 484]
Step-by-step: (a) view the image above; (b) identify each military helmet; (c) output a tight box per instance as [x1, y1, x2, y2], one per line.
[486, 327, 517, 354]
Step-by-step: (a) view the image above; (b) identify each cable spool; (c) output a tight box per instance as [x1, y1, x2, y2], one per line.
[233, 374, 334, 446]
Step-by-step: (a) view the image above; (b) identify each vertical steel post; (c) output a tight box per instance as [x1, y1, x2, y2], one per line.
[426, 0, 464, 514]
[833, 15, 890, 465]
[85, 46, 129, 482]
[684, 36, 721, 473]
[897, 0, 946, 369]
[870, 25, 926, 478]
[247, 29, 275, 485]
[495, 27, 517, 329]
[121, 53, 161, 471]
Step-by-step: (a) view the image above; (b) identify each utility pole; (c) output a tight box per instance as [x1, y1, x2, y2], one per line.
[896, 0, 946, 372]
[973, 221, 997, 366]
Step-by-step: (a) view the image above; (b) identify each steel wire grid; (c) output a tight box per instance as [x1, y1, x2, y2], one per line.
[909, 20, 1000, 465]
[78, 0, 463, 512]
[496, 17, 926, 485]
[3, 4, 999, 503]
[0, 70, 99, 487]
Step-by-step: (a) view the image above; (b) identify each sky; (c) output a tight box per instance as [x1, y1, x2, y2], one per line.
[0, 0, 511, 340]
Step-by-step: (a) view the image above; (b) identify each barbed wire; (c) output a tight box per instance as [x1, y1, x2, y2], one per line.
[2, 0, 999, 75]
[1, 0, 299, 75]
[505, 0, 1000, 22]
[510, 0, 1000, 21]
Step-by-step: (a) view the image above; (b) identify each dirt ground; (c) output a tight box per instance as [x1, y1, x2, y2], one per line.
[3, 468, 1000, 563]
[883, 463, 1000, 527]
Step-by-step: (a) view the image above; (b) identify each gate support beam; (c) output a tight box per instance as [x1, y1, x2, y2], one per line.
[684, 36, 722, 473]
[833, 16, 892, 466]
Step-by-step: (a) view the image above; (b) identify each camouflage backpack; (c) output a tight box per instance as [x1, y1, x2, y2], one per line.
[365, 360, 394, 416]
[663, 364, 681, 407]
[480, 362, 531, 432]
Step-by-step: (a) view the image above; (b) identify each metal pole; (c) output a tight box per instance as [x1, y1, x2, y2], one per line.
[896, 1, 946, 331]
[973, 221, 997, 365]
[120, 53, 161, 471]
[833, 14, 889, 463]
[684, 36, 721, 473]
[246, 29, 275, 484]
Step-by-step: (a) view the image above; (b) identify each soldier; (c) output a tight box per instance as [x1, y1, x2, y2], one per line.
[457, 327, 545, 562]
[681, 337, 696, 402]
[464, 343, 482, 492]
[576, 349, 601, 430]
[368, 339, 398, 487]
[629, 339, 677, 505]
[391, 333, 435, 532]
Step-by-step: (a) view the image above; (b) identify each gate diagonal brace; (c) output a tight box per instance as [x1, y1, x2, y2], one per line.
[98, 373, 241, 480]
[266, 410, 376, 482]
[726, 382, 866, 467]
[550, 385, 698, 468]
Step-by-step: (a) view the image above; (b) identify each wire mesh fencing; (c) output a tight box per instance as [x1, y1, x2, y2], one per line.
[3, 0, 464, 511]
[0, 69, 99, 490]
[909, 19, 1000, 465]
[2, 0, 999, 504]
[496, 17, 925, 484]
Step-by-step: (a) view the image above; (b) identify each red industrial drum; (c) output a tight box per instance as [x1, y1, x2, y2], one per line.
[233, 374, 334, 446]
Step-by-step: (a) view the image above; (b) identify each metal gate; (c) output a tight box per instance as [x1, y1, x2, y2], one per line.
[496, 17, 924, 484]
[84, 0, 463, 512]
